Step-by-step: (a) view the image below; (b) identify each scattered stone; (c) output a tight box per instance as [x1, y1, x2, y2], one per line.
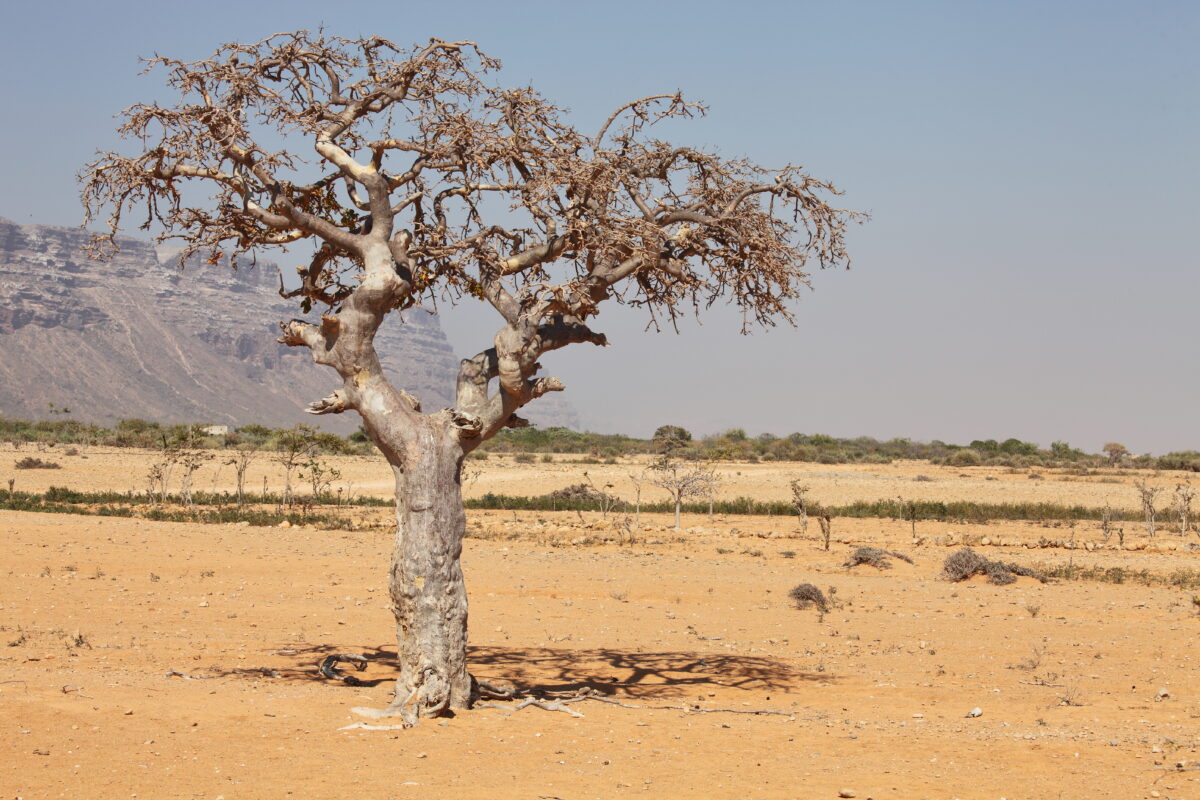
[1155, 688, 1170, 701]
[838, 790, 856, 798]
[965, 707, 982, 718]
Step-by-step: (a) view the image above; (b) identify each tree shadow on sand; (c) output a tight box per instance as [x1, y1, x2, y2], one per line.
[201, 642, 396, 687]
[220, 643, 827, 699]
[467, 645, 824, 699]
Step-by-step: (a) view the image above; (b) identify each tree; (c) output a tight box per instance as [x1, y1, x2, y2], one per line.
[1174, 482, 1195, 537]
[1135, 479, 1160, 538]
[651, 425, 692, 453]
[1102, 442, 1129, 466]
[789, 479, 811, 536]
[225, 445, 256, 507]
[82, 33, 856, 723]
[273, 425, 315, 507]
[648, 457, 720, 530]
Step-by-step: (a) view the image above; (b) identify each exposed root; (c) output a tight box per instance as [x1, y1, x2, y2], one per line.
[167, 666, 281, 680]
[475, 686, 796, 720]
[475, 678, 518, 700]
[319, 653, 369, 685]
[351, 684, 420, 727]
[165, 669, 219, 680]
[477, 697, 586, 718]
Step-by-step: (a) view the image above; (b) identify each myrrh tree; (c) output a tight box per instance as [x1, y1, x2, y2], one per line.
[82, 32, 858, 724]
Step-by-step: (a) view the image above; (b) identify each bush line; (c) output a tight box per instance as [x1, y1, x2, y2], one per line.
[0, 488, 1152, 524]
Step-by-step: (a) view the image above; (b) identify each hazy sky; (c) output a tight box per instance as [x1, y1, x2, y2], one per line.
[1, 1, 1196, 453]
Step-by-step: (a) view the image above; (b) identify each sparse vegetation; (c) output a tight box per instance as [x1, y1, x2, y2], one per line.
[648, 457, 719, 530]
[817, 514, 832, 551]
[789, 479, 811, 536]
[2, 412, 1198, 473]
[844, 546, 913, 570]
[1173, 482, 1194, 536]
[15, 457, 61, 470]
[788, 583, 829, 615]
[1135, 479, 1161, 538]
[941, 548, 1048, 586]
[1041, 562, 1200, 590]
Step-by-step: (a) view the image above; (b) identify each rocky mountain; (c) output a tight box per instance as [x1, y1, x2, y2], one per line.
[0, 218, 579, 433]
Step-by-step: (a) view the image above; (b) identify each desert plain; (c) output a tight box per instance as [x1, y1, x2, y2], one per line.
[2, 447, 1199, 799]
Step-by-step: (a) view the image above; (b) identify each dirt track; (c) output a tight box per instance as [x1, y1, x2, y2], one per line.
[3, 453, 1200, 798]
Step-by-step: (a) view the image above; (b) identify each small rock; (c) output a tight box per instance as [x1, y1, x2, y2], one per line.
[838, 791, 856, 798]
[965, 707, 982, 718]
[1155, 688, 1170, 701]
[415, 752, 427, 759]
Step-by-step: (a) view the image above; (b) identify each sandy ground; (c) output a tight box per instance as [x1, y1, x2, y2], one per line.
[3, 452, 1200, 799]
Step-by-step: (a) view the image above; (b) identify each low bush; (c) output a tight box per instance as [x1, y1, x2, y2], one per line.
[941, 547, 1047, 586]
[14, 457, 61, 470]
[843, 546, 913, 569]
[788, 583, 829, 614]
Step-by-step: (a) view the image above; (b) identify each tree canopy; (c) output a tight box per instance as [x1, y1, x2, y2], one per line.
[82, 32, 859, 443]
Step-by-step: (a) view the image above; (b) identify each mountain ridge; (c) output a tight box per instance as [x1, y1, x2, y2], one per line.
[0, 218, 579, 433]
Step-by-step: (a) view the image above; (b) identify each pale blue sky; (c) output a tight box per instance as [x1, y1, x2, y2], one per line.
[1, 1, 1196, 453]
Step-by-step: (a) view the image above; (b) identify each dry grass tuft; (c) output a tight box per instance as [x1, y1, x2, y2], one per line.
[844, 546, 913, 570]
[788, 583, 829, 614]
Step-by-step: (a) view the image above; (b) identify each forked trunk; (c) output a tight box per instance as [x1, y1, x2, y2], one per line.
[358, 416, 472, 723]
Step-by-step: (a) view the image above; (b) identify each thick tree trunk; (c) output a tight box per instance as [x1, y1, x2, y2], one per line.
[355, 415, 472, 724]
[390, 418, 472, 716]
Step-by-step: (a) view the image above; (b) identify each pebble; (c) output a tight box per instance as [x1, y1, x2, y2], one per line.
[965, 707, 982, 718]
[838, 791, 856, 798]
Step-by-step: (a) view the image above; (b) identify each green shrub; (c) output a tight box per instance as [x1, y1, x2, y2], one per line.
[947, 449, 983, 467]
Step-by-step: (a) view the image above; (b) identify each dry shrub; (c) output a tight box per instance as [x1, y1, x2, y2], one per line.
[546, 483, 614, 502]
[941, 547, 1047, 586]
[788, 583, 829, 614]
[844, 546, 913, 569]
[15, 457, 61, 470]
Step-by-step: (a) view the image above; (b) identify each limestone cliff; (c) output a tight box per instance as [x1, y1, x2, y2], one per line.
[0, 219, 579, 432]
